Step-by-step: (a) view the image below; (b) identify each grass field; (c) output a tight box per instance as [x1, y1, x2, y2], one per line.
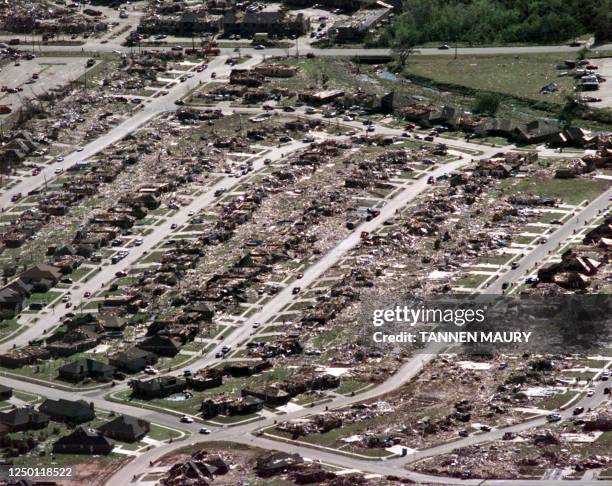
[402, 53, 575, 103]
[500, 177, 611, 205]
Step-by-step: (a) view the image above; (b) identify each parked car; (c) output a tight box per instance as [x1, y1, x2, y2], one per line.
[144, 366, 159, 375]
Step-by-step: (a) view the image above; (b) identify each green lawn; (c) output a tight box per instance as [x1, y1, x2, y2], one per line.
[454, 273, 489, 289]
[402, 53, 575, 104]
[500, 177, 611, 206]
[147, 423, 184, 442]
[26, 290, 63, 307]
[534, 390, 578, 410]
[114, 366, 296, 416]
[0, 319, 19, 341]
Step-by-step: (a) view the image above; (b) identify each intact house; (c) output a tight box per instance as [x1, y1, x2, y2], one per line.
[39, 398, 95, 424]
[130, 376, 187, 399]
[19, 263, 62, 289]
[0, 262, 64, 314]
[0, 408, 49, 434]
[52, 426, 114, 455]
[0, 278, 33, 314]
[57, 358, 116, 383]
[109, 347, 159, 373]
[137, 334, 182, 357]
[98, 415, 150, 443]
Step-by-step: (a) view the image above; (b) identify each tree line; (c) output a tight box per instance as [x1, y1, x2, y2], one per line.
[377, 0, 612, 48]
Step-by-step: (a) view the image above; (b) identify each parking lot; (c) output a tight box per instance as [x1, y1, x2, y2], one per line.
[0, 56, 88, 117]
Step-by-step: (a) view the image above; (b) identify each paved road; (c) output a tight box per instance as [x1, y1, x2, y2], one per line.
[1, 39, 610, 484]
[0, 135, 308, 352]
[97, 143, 501, 402]
[0, 54, 262, 211]
[486, 186, 612, 293]
[18, 36, 612, 57]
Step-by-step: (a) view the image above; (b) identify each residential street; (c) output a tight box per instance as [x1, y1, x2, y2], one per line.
[0, 19, 610, 484]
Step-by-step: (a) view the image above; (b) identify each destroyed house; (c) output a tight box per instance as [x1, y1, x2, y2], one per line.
[0, 346, 51, 368]
[514, 120, 560, 145]
[98, 415, 150, 442]
[130, 376, 187, 399]
[0, 408, 49, 433]
[222, 6, 309, 37]
[474, 118, 517, 139]
[538, 250, 603, 288]
[52, 426, 114, 455]
[186, 368, 224, 391]
[39, 399, 95, 424]
[58, 358, 115, 383]
[109, 347, 158, 373]
[241, 385, 291, 407]
[45, 328, 101, 357]
[330, 1, 393, 42]
[223, 360, 271, 377]
[583, 217, 612, 244]
[280, 369, 341, 396]
[247, 335, 303, 359]
[256, 451, 304, 478]
[201, 394, 264, 419]
[472, 160, 512, 178]
[90, 210, 135, 229]
[298, 90, 345, 105]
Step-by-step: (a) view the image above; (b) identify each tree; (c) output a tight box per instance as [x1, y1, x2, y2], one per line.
[473, 92, 501, 116]
[391, 20, 419, 68]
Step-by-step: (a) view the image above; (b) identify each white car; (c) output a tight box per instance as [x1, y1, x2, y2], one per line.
[144, 366, 158, 375]
[134, 237, 144, 246]
[586, 389, 594, 397]
[180, 415, 194, 423]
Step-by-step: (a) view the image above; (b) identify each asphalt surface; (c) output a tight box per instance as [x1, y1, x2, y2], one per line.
[486, 186, 612, 294]
[0, 54, 260, 210]
[0, 35, 610, 483]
